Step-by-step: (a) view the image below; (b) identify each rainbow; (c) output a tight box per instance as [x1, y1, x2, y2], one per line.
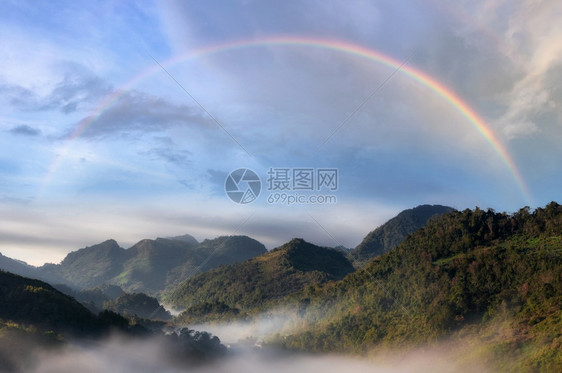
[42, 36, 532, 203]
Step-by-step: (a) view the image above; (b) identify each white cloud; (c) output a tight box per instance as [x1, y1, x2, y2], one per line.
[0, 194, 399, 266]
[494, 0, 562, 139]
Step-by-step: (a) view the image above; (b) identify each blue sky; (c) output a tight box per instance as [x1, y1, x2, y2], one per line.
[1, 0, 561, 265]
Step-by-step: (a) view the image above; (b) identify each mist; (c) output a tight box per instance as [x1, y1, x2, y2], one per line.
[9, 334, 492, 373]
[0, 309, 494, 373]
[1, 304, 496, 373]
[188, 311, 299, 345]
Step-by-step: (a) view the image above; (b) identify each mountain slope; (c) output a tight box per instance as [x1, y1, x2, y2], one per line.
[0, 271, 126, 372]
[165, 238, 355, 319]
[0, 253, 65, 285]
[0, 270, 104, 335]
[113, 238, 194, 293]
[350, 204, 454, 266]
[165, 235, 268, 285]
[1, 235, 267, 296]
[41, 239, 127, 289]
[279, 203, 561, 371]
[0, 270, 227, 370]
[0, 253, 36, 278]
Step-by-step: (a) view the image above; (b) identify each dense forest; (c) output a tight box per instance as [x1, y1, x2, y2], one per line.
[0, 271, 225, 372]
[274, 203, 561, 371]
[349, 204, 453, 266]
[165, 238, 355, 322]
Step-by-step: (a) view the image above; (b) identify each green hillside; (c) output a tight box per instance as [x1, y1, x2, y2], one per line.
[0, 270, 101, 335]
[0, 271, 226, 371]
[349, 204, 454, 266]
[278, 203, 561, 372]
[165, 238, 355, 322]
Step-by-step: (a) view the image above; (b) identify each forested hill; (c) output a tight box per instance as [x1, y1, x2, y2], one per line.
[164, 238, 355, 320]
[0, 270, 125, 335]
[281, 203, 561, 371]
[349, 204, 454, 266]
[0, 270, 227, 371]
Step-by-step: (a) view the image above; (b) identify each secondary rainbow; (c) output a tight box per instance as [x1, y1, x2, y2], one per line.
[43, 36, 532, 203]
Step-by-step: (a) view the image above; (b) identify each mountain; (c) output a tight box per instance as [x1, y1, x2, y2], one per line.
[278, 203, 561, 371]
[1, 204, 452, 296]
[166, 234, 199, 246]
[0, 253, 64, 285]
[113, 238, 195, 293]
[166, 235, 269, 285]
[116, 235, 267, 294]
[165, 238, 355, 321]
[0, 253, 39, 280]
[349, 204, 454, 266]
[41, 239, 127, 289]
[0, 235, 267, 296]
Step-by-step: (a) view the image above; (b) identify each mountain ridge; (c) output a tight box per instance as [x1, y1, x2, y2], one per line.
[349, 204, 454, 266]
[0, 205, 455, 296]
[0, 235, 267, 296]
[164, 238, 355, 321]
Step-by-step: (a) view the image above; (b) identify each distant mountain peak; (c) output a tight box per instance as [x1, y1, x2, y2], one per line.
[1, 233, 268, 295]
[280, 239, 355, 276]
[164, 237, 355, 313]
[163, 234, 199, 246]
[350, 204, 454, 266]
[286, 237, 307, 246]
